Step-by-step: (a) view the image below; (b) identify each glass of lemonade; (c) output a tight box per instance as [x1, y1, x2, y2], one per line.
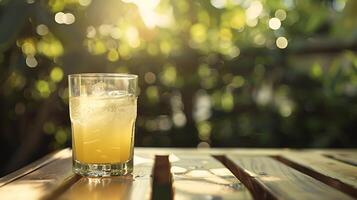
[68, 73, 138, 177]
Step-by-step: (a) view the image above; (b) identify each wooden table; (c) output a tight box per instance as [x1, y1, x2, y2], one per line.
[0, 148, 356, 200]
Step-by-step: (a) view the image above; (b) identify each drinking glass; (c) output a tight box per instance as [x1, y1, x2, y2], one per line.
[68, 73, 138, 177]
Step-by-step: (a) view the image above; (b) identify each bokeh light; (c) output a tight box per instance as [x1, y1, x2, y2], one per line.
[269, 17, 281, 30]
[50, 67, 64, 82]
[0, 0, 357, 177]
[36, 24, 49, 36]
[144, 72, 156, 84]
[275, 9, 287, 21]
[25, 56, 38, 68]
[55, 12, 75, 25]
[78, 0, 92, 6]
[210, 0, 226, 9]
[276, 36, 288, 49]
[246, 1, 263, 20]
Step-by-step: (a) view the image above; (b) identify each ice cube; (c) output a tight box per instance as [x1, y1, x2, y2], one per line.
[91, 81, 107, 96]
[108, 90, 128, 97]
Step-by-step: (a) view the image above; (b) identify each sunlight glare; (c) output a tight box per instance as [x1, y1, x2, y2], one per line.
[246, 1, 263, 20]
[134, 155, 153, 165]
[171, 166, 187, 174]
[186, 170, 211, 178]
[169, 154, 180, 162]
[209, 168, 233, 176]
[125, 26, 140, 48]
[122, 0, 173, 29]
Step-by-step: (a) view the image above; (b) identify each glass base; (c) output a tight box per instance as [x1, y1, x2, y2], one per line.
[73, 158, 133, 177]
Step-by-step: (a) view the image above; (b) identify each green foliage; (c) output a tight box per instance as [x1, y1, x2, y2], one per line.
[0, 0, 356, 170]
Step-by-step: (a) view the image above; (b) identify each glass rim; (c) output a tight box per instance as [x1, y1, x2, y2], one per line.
[68, 73, 138, 79]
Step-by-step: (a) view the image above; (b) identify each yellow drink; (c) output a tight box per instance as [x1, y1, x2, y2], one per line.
[70, 95, 137, 164]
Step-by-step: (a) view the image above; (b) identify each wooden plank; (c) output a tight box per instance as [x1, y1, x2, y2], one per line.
[58, 151, 154, 200]
[227, 155, 353, 200]
[136, 148, 285, 156]
[171, 153, 252, 200]
[215, 155, 276, 200]
[323, 151, 357, 166]
[1, 148, 356, 200]
[277, 152, 357, 197]
[130, 152, 155, 200]
[0, 149, 75, 200]
[0, 149, 71, 187]
[137, 148, 357, 154]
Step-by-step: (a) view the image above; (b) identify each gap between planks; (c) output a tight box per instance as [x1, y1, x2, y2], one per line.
[2, 149, 356, 200]
[214, 155, 277, 200]
[323, 153, 357, 167]
[220, 154, 355, 200]
[274, 154, 357, 198]
[150, 152, 253, 200]
[151, 155, 173, 200]
[137, 153, 357, 200]
[171, 153, 252, 200]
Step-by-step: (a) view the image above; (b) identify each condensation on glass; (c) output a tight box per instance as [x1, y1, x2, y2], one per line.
[68, 73, 138, 177]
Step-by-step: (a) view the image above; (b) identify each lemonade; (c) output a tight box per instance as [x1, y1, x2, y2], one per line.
[69, 94, 137, 164]
[69, 73, 138, 176]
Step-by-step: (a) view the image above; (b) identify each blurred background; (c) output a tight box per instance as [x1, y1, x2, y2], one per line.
[0, 0, 357, 176]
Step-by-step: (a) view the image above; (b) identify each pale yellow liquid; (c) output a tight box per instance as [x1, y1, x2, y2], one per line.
[70, 95, 137, 164]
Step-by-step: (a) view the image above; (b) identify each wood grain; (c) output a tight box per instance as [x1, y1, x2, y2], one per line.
[0, 149, 70, 187]
[171, 154, 252, 200]
[227, 155, 353, 200]
[278, 151, 357, 197]
[58, 152, 154, 200]
[1, 148, 356, 200]
[0, 150, 74, 200]
[324, 151, 357, 166]
[135, 148, 285, 156]
[215, 155, 276, 200]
